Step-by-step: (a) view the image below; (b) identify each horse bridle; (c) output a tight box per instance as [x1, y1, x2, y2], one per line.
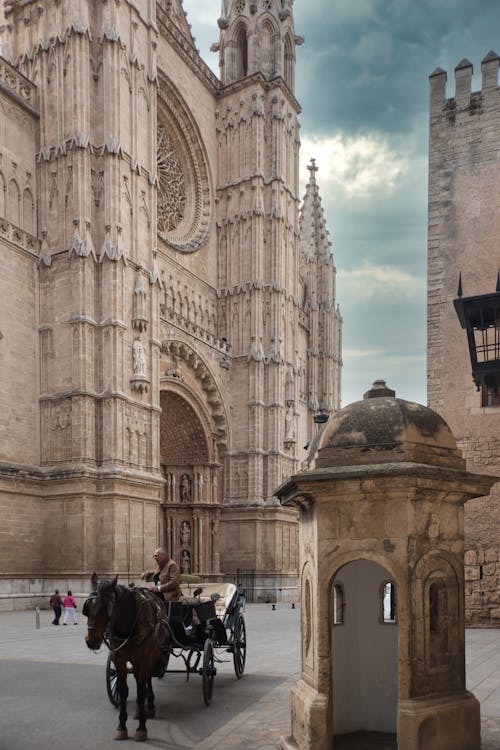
[86, 588, 149, 652]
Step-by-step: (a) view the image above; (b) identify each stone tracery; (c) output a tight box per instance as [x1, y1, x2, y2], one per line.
[157, 122, 186, 234]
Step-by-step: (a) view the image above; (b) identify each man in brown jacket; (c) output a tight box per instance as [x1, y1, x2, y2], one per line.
[141, 547, 182, 602]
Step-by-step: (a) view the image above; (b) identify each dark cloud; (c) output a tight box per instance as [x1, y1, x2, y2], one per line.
[295, 0, 500, 136]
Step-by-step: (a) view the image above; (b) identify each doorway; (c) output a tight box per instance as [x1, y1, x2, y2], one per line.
[332, 560, 398, 747]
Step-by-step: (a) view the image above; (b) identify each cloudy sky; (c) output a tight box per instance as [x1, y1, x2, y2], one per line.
[189, 2, 500, 405]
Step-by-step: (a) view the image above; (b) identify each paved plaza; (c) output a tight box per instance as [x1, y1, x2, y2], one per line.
[0, 603, 499, 749]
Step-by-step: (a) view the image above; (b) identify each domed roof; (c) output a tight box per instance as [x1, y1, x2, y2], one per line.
[315, 380, 465, 470]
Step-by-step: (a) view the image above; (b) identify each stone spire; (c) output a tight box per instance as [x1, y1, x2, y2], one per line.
[217, 0, 302, 90]
[299, 159, 332, 261]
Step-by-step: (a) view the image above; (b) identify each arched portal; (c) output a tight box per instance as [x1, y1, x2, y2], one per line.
[332, 559, 398, 746]
[160, 390, 222, 577]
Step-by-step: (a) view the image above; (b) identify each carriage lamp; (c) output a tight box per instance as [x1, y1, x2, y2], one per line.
[454, 272, 500, 391]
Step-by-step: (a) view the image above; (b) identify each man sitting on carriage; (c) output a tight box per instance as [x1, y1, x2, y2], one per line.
[140, 547, 182, 602]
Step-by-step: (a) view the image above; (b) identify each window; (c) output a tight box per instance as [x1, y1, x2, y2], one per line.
[481, 385, 500, 407]
[333, 583, 344, 625]
[381, 581, 396, 623]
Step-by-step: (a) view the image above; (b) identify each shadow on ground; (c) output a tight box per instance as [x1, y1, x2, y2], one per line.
[334, 732, 397, 750]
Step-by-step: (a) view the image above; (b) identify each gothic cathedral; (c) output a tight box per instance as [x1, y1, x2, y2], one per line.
[0, 0, 341, 603]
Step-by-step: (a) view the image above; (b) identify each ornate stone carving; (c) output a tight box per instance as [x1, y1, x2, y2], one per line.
[180, 520, 191, 546]
[131, 337, 149, 393]
[157, 122, 186, 234]
[132, 271, 148, 332]
[157, 77, 212, 252]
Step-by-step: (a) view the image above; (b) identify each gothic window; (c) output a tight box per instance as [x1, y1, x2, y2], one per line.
[333, 583, 345, 625]
[157, 122, 186, 234]
[261, 22, 275, 77]
[381, 581, 396, 623]
[235, 24, 248, 79]
[284, 34, 294, 89]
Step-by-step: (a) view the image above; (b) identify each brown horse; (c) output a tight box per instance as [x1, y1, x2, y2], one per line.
[83, 573, 170, 742]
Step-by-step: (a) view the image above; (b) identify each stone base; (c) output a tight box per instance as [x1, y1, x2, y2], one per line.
[398, 691, 480, 750]
[283, 679, 330, 750]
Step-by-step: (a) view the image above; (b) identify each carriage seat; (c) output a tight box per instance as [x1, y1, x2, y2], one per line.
[181, 582, 237, 617]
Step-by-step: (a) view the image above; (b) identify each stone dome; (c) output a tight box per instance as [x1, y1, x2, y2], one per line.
[315, 380, 465, 470]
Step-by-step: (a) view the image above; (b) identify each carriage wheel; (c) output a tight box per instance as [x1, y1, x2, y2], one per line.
[202, 638, 216, 706]
[106, 652, 120, 708]
[233, 614, 246, 679]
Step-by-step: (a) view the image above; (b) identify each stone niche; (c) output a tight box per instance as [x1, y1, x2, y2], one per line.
[276, 381, 498, 750]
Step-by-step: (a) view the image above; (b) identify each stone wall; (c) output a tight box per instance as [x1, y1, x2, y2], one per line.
[427, 55, 500, 625]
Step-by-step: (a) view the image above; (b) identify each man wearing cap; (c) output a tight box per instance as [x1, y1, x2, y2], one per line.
[141, 547, 182, 602]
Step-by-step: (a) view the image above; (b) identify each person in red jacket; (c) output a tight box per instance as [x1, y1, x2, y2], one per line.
[62, 590, 78, 625]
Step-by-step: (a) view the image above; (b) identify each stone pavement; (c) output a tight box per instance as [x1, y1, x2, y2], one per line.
[0, 603, 499, 749]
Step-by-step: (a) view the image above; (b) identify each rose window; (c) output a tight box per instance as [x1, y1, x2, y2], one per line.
[157, 123, 186, 234]
[236, 0, 246, 12]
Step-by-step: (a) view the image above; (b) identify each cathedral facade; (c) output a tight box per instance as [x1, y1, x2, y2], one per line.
[428, 53, 500, 625]
[0, 0, 341, 604]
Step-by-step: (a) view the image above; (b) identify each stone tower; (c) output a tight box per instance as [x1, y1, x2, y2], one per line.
[215, 0, 339, 595]
[427, 53, 500, 625]
[0, 0, 341, 604]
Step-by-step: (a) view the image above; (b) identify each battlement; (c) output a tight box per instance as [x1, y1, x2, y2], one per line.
[429, 51, 499, 115]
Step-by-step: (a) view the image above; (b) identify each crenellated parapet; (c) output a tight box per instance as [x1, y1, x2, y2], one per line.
[429, 51, 500, 120]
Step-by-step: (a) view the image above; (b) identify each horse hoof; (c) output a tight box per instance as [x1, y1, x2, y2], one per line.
[114, 729, 128, 741]
[134, 730, 147, 742]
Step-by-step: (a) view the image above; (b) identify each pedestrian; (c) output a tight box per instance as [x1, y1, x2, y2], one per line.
[49, 589, 63, 625]
[62, 590, 78, 625]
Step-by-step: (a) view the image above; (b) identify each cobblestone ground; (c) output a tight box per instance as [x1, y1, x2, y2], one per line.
[481, 717, 500, 749]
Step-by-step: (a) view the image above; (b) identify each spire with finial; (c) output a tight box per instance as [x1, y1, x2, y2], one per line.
[299, 159, 332, 261]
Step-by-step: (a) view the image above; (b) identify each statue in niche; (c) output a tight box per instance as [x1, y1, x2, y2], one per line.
[285, 404, 296, 442]
[180, 520, 191, 546]
[181, 549, 191, 574]
[132, 338, 146, 376]
[179, 474, 191, 503]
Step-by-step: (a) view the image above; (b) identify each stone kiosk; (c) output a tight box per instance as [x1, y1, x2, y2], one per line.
[276, 381, 497, 750]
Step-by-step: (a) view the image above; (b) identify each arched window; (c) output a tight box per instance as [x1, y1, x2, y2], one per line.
[260, 21, 275, 78]
[284, 34, 294, 89]
[23, 188, 35, 234]
[234, 24, 248, 80]
[7, 179, 20, 226]
[381, 580, 397, 623]
[333, 583, 344, 625]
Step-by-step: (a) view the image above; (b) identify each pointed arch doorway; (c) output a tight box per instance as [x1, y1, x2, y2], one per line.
[160, 389, 222, 578]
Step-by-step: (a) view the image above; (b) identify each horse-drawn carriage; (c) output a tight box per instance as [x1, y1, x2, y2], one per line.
[84, 575, 246, 741]
[105, 581, 247, 708]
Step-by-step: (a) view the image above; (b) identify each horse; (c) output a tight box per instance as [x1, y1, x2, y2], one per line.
[83, 573, 170, 742]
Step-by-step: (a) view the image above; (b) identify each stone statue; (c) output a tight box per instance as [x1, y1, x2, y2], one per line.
[132, 338, 146, 375]
[179, 474, 191, 503]
[180, 520, 191, 546]
[285, 404, 296, 441]
[181, 549, 191, 574]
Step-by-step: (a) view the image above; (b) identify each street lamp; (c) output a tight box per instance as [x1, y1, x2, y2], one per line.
[454, 273, 500, 391]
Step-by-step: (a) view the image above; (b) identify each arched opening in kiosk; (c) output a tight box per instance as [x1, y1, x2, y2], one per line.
[332, 559, 398, 747]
